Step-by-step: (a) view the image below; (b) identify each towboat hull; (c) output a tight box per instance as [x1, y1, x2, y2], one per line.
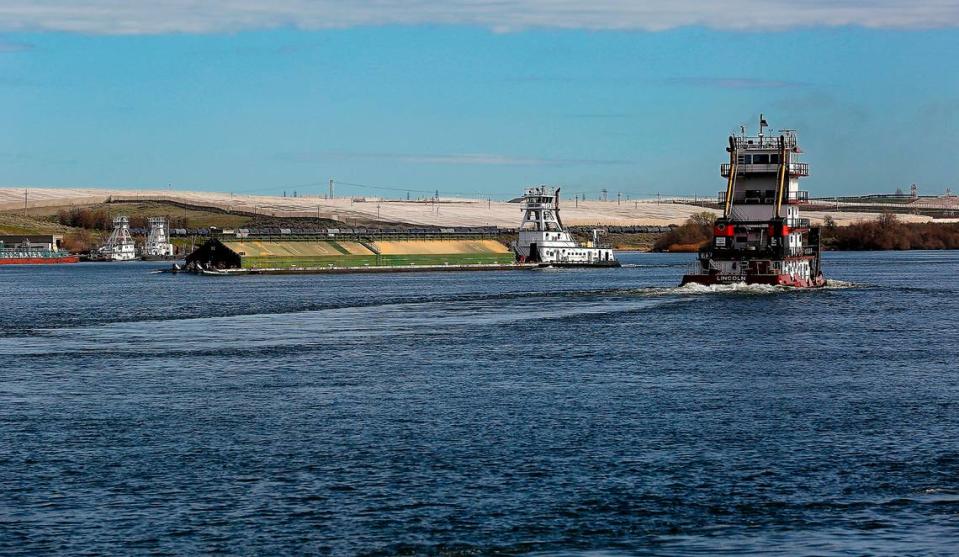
[681, 272, 826, 288]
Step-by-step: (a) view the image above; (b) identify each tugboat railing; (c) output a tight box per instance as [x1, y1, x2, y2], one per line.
[721, 162, 808, 177]
[704, 245, 818, 259]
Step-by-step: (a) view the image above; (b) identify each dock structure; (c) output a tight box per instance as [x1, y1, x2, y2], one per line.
[0, 235, 65, 251]
[185, 228, 516, 273]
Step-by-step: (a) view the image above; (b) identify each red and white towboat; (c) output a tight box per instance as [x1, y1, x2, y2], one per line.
[682, 115, 826, 288]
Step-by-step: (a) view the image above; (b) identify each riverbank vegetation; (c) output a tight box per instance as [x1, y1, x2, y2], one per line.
[652, 212, 716, 252]
[822, 214, 959, 250]
[652, 212, 959, 252]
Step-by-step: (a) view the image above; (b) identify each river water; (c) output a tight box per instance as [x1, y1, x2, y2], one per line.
[1, 251, 958, 555]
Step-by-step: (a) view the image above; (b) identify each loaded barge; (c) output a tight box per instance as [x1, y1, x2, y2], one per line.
[183, 227, 525, 274]
[682, 116, 826, 288]
[181, 186, 619, 275]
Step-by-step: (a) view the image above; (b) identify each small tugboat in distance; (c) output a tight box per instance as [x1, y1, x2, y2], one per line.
[141, 216, 178, 261]
[93, 216, 137, 261]
[681, 115, 826, 287]
[514, 185, 619, 267]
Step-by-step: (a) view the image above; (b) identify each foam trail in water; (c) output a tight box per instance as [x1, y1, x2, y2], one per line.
[1, 296, 680, 356]
[619, 263, 685, 269]
[824, 279, 858, 289]
[676, 282, 783, 294]
[650, 279, 862, 295]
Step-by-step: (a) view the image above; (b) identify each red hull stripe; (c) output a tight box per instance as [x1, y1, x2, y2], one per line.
[0, 257, 80, 265]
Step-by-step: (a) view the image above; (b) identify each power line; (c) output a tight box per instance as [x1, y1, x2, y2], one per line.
[336, 180, 436, 195]
[337, 180, 497, 199]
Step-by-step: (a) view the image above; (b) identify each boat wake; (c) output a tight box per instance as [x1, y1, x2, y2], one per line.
[619, 263, 686, 269]
[661, 279, 862, 295]
[824, 279, 858, 289]
[677, 282, 785, 294]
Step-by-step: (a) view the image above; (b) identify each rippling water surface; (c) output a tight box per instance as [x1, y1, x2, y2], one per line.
[2, 252, 958, 555]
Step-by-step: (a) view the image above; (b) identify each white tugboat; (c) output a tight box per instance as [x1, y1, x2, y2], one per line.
[682, 115, 826, 287]
[95, 216, 137, 261]
[142, 217, 176, 260]
[514, 186, 618, 267]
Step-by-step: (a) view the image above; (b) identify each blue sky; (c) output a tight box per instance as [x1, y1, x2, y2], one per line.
[1, 2, 958, 199]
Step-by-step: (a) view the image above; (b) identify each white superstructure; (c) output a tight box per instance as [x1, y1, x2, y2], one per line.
[97, 216, 137, 261]
[514, 186, 616, 266]
[144, 217, 175, 257]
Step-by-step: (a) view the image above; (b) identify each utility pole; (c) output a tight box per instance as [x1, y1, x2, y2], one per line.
[23, 188, 28, 218]
[329, 178, 334, 200]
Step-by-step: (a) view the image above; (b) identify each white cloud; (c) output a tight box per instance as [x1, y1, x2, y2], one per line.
[1, 0, 957, 34]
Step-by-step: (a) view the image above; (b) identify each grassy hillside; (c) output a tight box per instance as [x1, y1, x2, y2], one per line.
[0, 212, 79, 235]
[24, 201, 255, 230]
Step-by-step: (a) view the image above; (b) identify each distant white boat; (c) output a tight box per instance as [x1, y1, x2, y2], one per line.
[94, 216, 137, 261]
[513, 186, 618, 267]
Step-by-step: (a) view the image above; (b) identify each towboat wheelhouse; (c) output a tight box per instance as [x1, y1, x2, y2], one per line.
[682, 116, 826, 287]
